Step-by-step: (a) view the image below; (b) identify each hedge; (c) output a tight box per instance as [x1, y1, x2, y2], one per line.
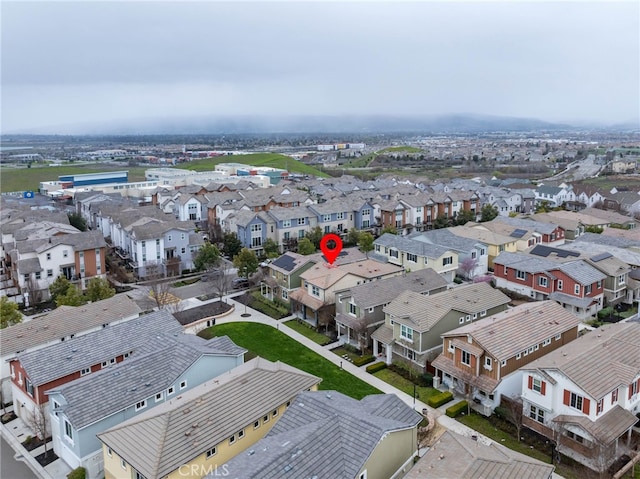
[353, 355, 375, 367]
[427, 390, 454, 408]
[366, 362, 388, 374]
[67, 467, 86, 479]
[445, 400, 468, 418]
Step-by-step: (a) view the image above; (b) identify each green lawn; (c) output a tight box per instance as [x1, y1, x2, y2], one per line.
[182, 153, 329, 178]
[380, 146, 422, 153]
[330, 346, 361, 362]
[199, 322, 380, 399]
[283, 319, 332, 345]
[372, 368, 439, 403]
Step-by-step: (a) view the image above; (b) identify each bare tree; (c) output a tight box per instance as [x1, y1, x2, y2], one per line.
[210, 262, 232, 304]
[23, 277, 43, 307]
[26, 403, 50, 458]
[455, 365, 481, 415]
[145, 262, 172, 310]
[500, 395, 524, 442]
[351, 316, 370, 355]
[458, 256, 479, 280]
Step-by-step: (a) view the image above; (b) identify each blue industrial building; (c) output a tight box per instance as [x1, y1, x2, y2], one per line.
[58, 171, 128, 187]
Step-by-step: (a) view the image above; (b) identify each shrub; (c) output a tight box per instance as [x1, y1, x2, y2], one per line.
[427, 390, 454, 408]
[23, 435, 33, 445]
[421, 373, 434, 387]
[494, 405, 507, 421]
[67, 467, 86, 479]
[366, 362, 388, 374]
[353, 355, 375, 367]
[446, 400, 468, 418]
[453, 277, 463, 284]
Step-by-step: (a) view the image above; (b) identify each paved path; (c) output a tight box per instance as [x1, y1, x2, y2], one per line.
[1, 435, 37, 479]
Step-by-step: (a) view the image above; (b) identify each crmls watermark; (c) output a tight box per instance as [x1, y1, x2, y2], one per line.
[178, 464, 230, 477]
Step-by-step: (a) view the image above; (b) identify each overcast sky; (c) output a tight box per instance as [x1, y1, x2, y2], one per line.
[2, 1, 639, 133]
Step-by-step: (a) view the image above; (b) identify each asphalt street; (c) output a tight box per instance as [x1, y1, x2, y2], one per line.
[1, 436, 36, 479]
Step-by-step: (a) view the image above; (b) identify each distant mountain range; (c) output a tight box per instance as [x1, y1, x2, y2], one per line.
[7, 114, 639, 136]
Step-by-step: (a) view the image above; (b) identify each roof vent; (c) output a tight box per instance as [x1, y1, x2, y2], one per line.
[184, 430, 191, 436]
[248, 450, 255, 456]
[191, 423, 198, 428]
[145, 382, 150, 387]
[284, 464, 293, 472]
[325, 393, 332, 399]
[131, 387, 137, 391]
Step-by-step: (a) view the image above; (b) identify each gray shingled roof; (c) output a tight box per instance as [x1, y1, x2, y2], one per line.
[1, 295, 142, 355]
[374, 233, 452, 258]
[494, 216, 559, 235]
[98, 358, 321, 479]
[17, 257, 42, 274]
[410, 229, 487, 254]
[553, 406, 638, 446]
[16, 310, 182, 386]
[217, 391, 422, 479]
[522, 322, 640, 401]
[556, 261, 606, 285]
[346, 268, 448, 309]
[49, 335, 245, 429]
[494, 251, 605, 285]
[441, 301, 581, 361]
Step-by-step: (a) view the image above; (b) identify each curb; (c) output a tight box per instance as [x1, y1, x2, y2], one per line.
[0, 420, 55, 479]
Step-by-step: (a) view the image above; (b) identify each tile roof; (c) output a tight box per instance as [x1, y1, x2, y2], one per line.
[346, 268, 449, 309]
[431, 354, 499, 393]
[522, 322, 640, 400]
[410, 229, 487, 254]
[494, 251, 605, 284]
[556, 260, 606, 285]
[1, 295, 142, 356]
[374, 233, 452, 258]
[442, 301, 581, 361]
[553, 405, 637, 445]
[50, 335, 246, 429]
[217, 391, 422, 479]
[448, 225, 516, 246]
[384, 282, 510, 333]
[16, 310, 182, 386]
[98, 358, 321, 479]
[405, 430, 555, 479]
[17, 257, 42, 274]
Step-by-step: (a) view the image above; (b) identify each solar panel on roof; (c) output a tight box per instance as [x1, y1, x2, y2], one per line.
[590, 252, 613, 262]
[530, 245, 552, 257]
[272, 254, 297, 272]
[510, 229, 528, 238]
[557, 250, 580, 258]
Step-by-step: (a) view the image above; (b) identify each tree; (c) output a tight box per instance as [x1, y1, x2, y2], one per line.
[194, 243, 221, 271]
[145, 263, 171, 310]
[535, 200, 552, 214]
[500, 395, 524, 442]
[458, 256, 479, 280]
[455, 209, 476, 226]
[211, 262, 232, 303]
[379, 225, 397, 235]
[23, 276, 43, 306]
[233, 248, 259, 279]
[305, 226, 324, 249]
[346, 228, 361, 246]
[222, 232, 242, 258]
[26, 403, 50, 458]
[67, 213, 87, 232]
[358, 232, 374, 258]
[297, 237, 316, 255]
[434, 214, 450, 229]
[262, 238, 280, 258]
[480, 204, 499, 222]
[351, 316, 370, 355]
[85, 277, 115, 302]
[55, 286, 87, 307]
[585, 225, 604, 234]
[49, 275, 72, 302]
[0, 297, 22, 329]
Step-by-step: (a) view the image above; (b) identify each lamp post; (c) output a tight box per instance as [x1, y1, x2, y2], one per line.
[413, 384, 417, 410]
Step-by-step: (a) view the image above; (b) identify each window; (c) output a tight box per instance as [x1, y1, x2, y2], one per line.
[63, 250, 68, 258]
[156, 239, 160, 246]
[337, 212, 344, 220]
[531, 377, 544, 394]
[121, 459, 126, 470]
[516, 353, 521, 360]
[107, 448, 112, 457]
[26, 379, 34, 396]
[400, 324, 413, 341]
[46, 253, 51, 260]
[180, 380, 187, 390]
[574, 284, 580, 295]
[596, 398, 604, 415]
[484, 357, 492, 370]
[448, 340, 454, 353]
[167, 386, 175, 395]
[542, 338, 551, 347]
[168, 235, 172, 242]
[135, 400, 147, 411]
[272, 409, 278, 417]
[362, 209, 371, 216]
[80, 367, 91, 376]
[181, 233, 185, 240]
[466, 315, 471, 322]
[618, 274, 625, 285]
[64, 419, 73, 441]
[311, 285, 320, 297]
[101, 361, 108, 368]
[263, 415, 270, 423]
[516, 270, 526, 280]
[389, 249, 399, 259]
[538, 276, 548, 287]
[238, 429, 245, 439]
[612, 388, 619, 404]
[569, 392, 583, 412]
[282, 220, 291, 228]
[254, 420, 260, 429]
[297, 218, 306, 225]
[529, 405, 545, 424]
[229, 434, 236, 445]
[461, 350, 471, 366]
[459, 316, 465, 324]
[282, 290, 288, 300]
[155, 392, 163, 402]
[35, 271, 41, 280]
[298, 230, 305, 239]
[368, 307, 374, 313]
[206, 447, 217, 459]
[555, 333, 562, 340]
[424, 257, 428, 265]
[501, 360, 507, 367]
[442, 256, 453, 266]
[480, 310, 487, 317]
[349, 303, 357, 315]
[597, 280, 602, 289]
[322, 214, 331, 222]
[47, 269, 53, 277]
[557, 280, 563, 291]
[584, 284, 592, 295]
[567, 431, 585, 444]
[407, 253, 417, 263]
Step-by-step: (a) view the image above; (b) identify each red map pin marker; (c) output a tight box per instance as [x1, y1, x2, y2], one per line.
[320, 233, 343, 265]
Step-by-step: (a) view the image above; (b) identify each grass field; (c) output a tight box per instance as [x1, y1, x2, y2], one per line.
[380, 146, 423, 153]
[372, 368, 439, 403]
[0, 153, 327, 193]
[198, 322, 381, 399]
[283, 319, 333, 345]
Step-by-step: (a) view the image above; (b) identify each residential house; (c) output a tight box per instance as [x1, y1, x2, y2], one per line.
[289, 258, 403, 330]
[373, 233, 459, 282]
[569, 184, 605, 210]
[97, 358, 320, 479]
[334, 268, 449, 350]
[174, 194, 208, 222]
[10, 310, 181, 424]
[533, 212, 585, 241]
[491, 216, 566, 248]
[266, 206, 315, 252]
[535, 184, 574, 208]
[307, 198, 357, 236]
[603, 191, 640, 216]
[219, 390, 423, 479]
[372, 282, 511, 373]
[520, 322, 640, 473]
[447, 224, 518, 270]
[0, 295, 141, 403]
[47, 333, 246, 479]
[493, 249, 607, 319]
[580, 207, 637, 230]
[405, 430, 554, 479]
[408, 229, 489, 279]
[432, 301, 581, 415]
[231, 210, 275, 255]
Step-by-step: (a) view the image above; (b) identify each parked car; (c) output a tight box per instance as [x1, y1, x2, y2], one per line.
[232, 277, 249, 289]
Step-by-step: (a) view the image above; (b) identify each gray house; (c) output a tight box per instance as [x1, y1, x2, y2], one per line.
[47, 333, 245, 479]
[372, 282, 511, 373]
[334, 268, 449, 351]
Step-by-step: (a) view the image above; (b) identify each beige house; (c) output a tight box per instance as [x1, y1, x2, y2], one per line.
[98, 358, 320, 479]
[372, 282, 511, 373]
[448, 224, 518, 270]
